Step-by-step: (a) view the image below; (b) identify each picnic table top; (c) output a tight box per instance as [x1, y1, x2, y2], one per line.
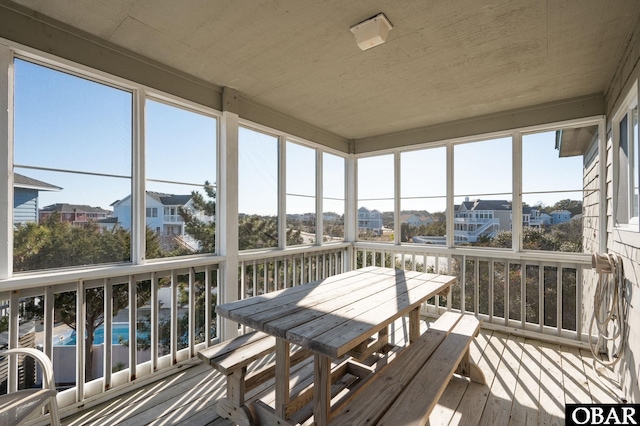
[217, 267, 456, 358]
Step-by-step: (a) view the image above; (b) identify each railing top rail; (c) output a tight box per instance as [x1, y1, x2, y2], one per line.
[238, 242, 350, 263]
[353, 241, 592, 265]
[0, 254, 225, 292]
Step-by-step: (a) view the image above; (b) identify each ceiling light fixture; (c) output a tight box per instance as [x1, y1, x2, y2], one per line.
[350, 13, 393, 51]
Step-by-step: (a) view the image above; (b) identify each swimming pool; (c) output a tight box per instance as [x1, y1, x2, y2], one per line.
[55, 323, 149, 346]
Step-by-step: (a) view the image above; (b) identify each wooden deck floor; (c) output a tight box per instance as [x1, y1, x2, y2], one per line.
[61, 321, 622, 426]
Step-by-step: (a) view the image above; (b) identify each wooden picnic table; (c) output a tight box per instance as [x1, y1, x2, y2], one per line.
[216, 266, 456, 426]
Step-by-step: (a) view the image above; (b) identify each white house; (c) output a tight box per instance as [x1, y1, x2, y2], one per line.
[111, 191, 210, 251]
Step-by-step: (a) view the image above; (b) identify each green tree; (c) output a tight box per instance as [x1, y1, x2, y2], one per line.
[180, 182, 303, 251]
[14, 215, 160, 380]
[179, 181, 216, 253]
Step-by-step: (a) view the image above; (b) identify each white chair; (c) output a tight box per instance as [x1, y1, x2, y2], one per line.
[0, 348, 60, 426]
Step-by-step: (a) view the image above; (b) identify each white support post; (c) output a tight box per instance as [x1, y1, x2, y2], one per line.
[345, 155, 357, 270]
[316, 150, 323, 245]
[218, 107, 240, 341]
[0, 45, 13, 279]
[394, 151, 401, 246]
[132, 89, 146, 264]
[278, 136, 287, 250]
[512, 132, 523, 252]
[446, 144, 454, 248]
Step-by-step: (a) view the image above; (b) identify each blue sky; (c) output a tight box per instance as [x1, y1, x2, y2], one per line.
[14, 58, 584, 217]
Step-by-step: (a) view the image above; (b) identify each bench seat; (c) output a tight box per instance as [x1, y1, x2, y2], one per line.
[198, 330, 312, 426]
[329, 312, 484, 426]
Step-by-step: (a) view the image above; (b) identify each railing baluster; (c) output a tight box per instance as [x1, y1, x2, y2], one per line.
[205, 265, 212, 346]
[474, 259, 479, 315]
[263, 260, 268, 293]
[252, 260, 257, 295]
[460, 256, 466, 314]
[128, 275, 138, 381]
[576, 266, 583, 340]
[240, 261, 246, 298]
[520, 262, 526, 330]
[44, 286, 54, 368]
[77, 280, 85, 400]
[8, 291, 19, 393]
[150, 272, 158, 370]
[170, 270, 178, 364]
[488, 260, 494, 322]
[504, 262, 509, 326]
[557, 266, 563, 336]
[104, 278, 113, 389]
[538, 263, 544, 334]
[189, 268, 195, 357]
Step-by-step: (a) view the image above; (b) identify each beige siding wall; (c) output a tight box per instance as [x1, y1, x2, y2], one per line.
[604, 14, 640, 404]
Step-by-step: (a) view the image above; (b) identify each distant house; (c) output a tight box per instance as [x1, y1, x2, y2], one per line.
[453, 198, 574, 243]
[400, 213, 433, 227]
[550, 209, 572, 224]
[454, 198, 510, 243]
[39, 203, 112, 225]
[111, 191, 211, 251]
[358, 207, 383, 235]
[13, 173, 61, 225]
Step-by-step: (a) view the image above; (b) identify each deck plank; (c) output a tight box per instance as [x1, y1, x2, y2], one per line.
[453, 330, 506, 426]
[561, 346, 592, 404]
[478, 334, 525, 426]
[578, 348, 620, 404]
[59, 319, 621, 426]
[537, 341, 565, 426]
[509, 339, 542, 426]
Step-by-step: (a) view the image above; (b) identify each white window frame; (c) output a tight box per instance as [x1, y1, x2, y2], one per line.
[612, 80, 639, 232]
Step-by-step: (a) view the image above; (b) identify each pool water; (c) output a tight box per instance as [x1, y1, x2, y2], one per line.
[56, 323, 149, 346]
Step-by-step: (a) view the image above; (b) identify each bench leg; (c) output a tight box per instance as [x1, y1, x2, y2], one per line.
[227, 367, 247, 406]
[455, 348, 486, 384]
[217, 398, 254, 426]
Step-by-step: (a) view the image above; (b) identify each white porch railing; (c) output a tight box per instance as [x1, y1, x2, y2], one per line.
[353, 242, 592, 344]
[0, 240, 592, 420]
[0, 243, 351, 418]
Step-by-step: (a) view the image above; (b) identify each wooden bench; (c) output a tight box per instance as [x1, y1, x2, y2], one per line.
[198, 330, 312, 426]
[328, 312, 485, 426]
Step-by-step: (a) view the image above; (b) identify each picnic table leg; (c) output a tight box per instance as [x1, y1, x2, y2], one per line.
[314, 353, 332, 426]
[275, 338, 291, 419]
[409, 306, 421, 344]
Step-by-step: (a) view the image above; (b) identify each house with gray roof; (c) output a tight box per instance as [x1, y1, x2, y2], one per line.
[454, 198, 561, 243]
[13, 173, 61, 225]
[111, 191, 211, 251]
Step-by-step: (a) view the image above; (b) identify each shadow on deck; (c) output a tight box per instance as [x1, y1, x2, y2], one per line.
[60, 320, 622, 426]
